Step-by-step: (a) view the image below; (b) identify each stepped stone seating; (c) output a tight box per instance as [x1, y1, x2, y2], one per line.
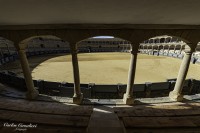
[0, 83, 200, 133]
[0, 96, 93, 133]
[114, 102, 200, 132]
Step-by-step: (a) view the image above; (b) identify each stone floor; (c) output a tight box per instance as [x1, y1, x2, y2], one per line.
[0, 84, 200, 133]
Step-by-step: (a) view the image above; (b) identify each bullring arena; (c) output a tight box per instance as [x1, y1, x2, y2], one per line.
[2, 52, 200, 84]
[0, 36, 200, 99]
[1, 1, 200, 132]
[1, 35, 200, 133]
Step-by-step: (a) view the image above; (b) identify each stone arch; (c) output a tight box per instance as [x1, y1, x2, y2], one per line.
[77, 36, 132, 53]
[174, 44, 182, 54]
[165, 37, 171, 43]
[139, 44, 143, 50]
[159, 45, 164, 51]
[139, 35, 196, 101]
[74, 30, 134, 45]
[154, 38, 160, 44]
[195, 43, 200, 52]
[144, 45, 148, 49]
[141, 34, 194, 51]
[18, 35, 69, 50]
[163, 45, 169, 53]
[15, 35, 73, 100]
[143, 45, 148, 53]
[147, 45, 151, 49]
[141, 35, 196, 55]
[160, 38, 165, 43]
[149, 39, 154, 44]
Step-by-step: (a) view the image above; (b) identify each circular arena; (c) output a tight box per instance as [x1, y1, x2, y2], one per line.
[0, 35, 200, 101]
[1, 1, 200, 133]
[2, 52, 200, 84]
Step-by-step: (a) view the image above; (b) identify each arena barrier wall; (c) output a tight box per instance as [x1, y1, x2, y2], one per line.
[1, 70, 199, 99]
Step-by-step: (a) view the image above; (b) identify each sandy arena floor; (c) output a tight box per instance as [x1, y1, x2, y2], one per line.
[1, 52, 200, 84]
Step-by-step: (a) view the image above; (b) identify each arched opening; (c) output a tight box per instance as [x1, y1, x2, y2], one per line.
[160, 38, 165, 43]
[143, 45, 148, 53]
[139, 35, 199, 100]
[175, 44, 182, 54]
[195, 43, 200, 52]
[163, 45, 169, 55]
[77, 36, 132, 85]
[193, 43, 200, 64]
[159, 45, 164, 54]
[154, 38, 160, 44]
[165, 37, 171, 43]
[170, 37, 178, 43]
[19, 36, 70, 81]
[149, 39, 154, 44]
[9, 35, 71, 99]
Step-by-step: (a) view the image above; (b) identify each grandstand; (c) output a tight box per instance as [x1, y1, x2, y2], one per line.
[1, 0, 200, 132]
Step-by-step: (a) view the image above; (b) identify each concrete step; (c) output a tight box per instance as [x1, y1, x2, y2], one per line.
[87, 106, 125, 133]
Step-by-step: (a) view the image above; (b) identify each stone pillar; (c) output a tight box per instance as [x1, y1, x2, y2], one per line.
[150, 46, 153, 55]
[143, 45, 145, 53]
[169, 48, 193, 101]
[71, 44, 83, 104]
[139, 45, 142, 53]
[123, 48, 138, 104]
[173, 45, 176, 53]
[180, 45, 183, 54]
[167, 45, 170, 55]
[18, 49, 39, 99]
[157, 46, 160, 56]
[162, 45, 165, 53]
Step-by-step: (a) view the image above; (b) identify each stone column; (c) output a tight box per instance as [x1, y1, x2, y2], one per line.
[180, 45, 183, 54]
[139, 45, 141, 52]
[123, 48, 138, 104]
[169, 48, 193, 101]
[18, 49, 39, 99]
[71, 44, 83, 104]
[151, 46, 154, 55]
[173, 45, 176, 53]
[143, 45, 145, 53]
[157, 45, 160, 56]
[162, 45, 165, 53]
[167, 45, 170, 55]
